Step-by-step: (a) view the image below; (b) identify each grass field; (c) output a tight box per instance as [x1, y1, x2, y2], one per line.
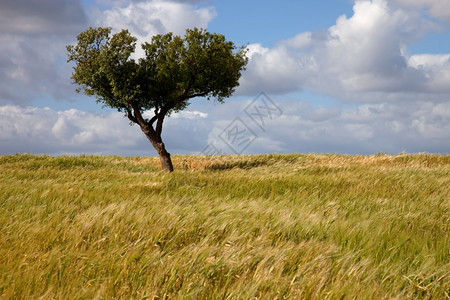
[0, 153, 449, 299]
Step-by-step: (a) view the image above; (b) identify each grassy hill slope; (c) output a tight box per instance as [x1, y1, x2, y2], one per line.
[0, 154, 449, 299]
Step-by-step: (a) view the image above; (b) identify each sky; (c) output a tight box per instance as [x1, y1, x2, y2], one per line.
[1, 0, 450, 156]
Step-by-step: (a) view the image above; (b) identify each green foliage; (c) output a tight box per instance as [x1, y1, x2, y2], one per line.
[67, 27, 248, 115]
[66, 28, 139, 110]
[1, 154, 449, 298]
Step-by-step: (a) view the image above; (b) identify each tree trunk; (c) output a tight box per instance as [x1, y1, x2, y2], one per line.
[155, 142, 174, 172]
[140, 126, 174, 172]
[134, 115, 174, 172]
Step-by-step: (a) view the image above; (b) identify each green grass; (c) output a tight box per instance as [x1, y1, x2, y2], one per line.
[0, 153, 449, 299]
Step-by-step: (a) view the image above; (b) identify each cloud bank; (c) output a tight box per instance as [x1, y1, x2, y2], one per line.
[1, 99, 449, 156]
[240, 0, 450, 104]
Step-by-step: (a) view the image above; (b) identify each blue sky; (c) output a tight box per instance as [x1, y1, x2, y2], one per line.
[208, 1, 355, 46]
[1, 0, 450, 156]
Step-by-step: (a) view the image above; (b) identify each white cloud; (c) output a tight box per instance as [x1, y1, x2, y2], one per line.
[409, 54, 450, 69]
[407, 54, 450, 92]
[240, 42, 313, 95]
[239, 0, 449, 104]
[246, 43, 269, 59]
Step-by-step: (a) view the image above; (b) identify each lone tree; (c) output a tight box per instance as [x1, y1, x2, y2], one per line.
[67, 27, 248, 172]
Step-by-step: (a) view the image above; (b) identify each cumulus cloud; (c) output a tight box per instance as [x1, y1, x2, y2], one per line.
[408, 54, 450, 92]
[239, 0, 449, 103]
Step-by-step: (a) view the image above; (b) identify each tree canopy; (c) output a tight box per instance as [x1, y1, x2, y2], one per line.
[67, 27, 248, 171]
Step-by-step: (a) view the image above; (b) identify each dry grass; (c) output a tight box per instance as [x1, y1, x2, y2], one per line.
[0, 153, 449, 299]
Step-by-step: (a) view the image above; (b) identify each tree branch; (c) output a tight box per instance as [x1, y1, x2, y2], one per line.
[176, 84, 209, 102]
[149, 114, 158, 126]
[148, 107, 161, 125]
[187, 91, 209, 99]
[130, 101, 147, 127]
[177, 84, 191, 102]
[155, 106, 168, 137]
[126, 107, 138, 124]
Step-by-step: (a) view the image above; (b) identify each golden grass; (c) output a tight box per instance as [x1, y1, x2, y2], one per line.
[0, 153, 449, 299]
